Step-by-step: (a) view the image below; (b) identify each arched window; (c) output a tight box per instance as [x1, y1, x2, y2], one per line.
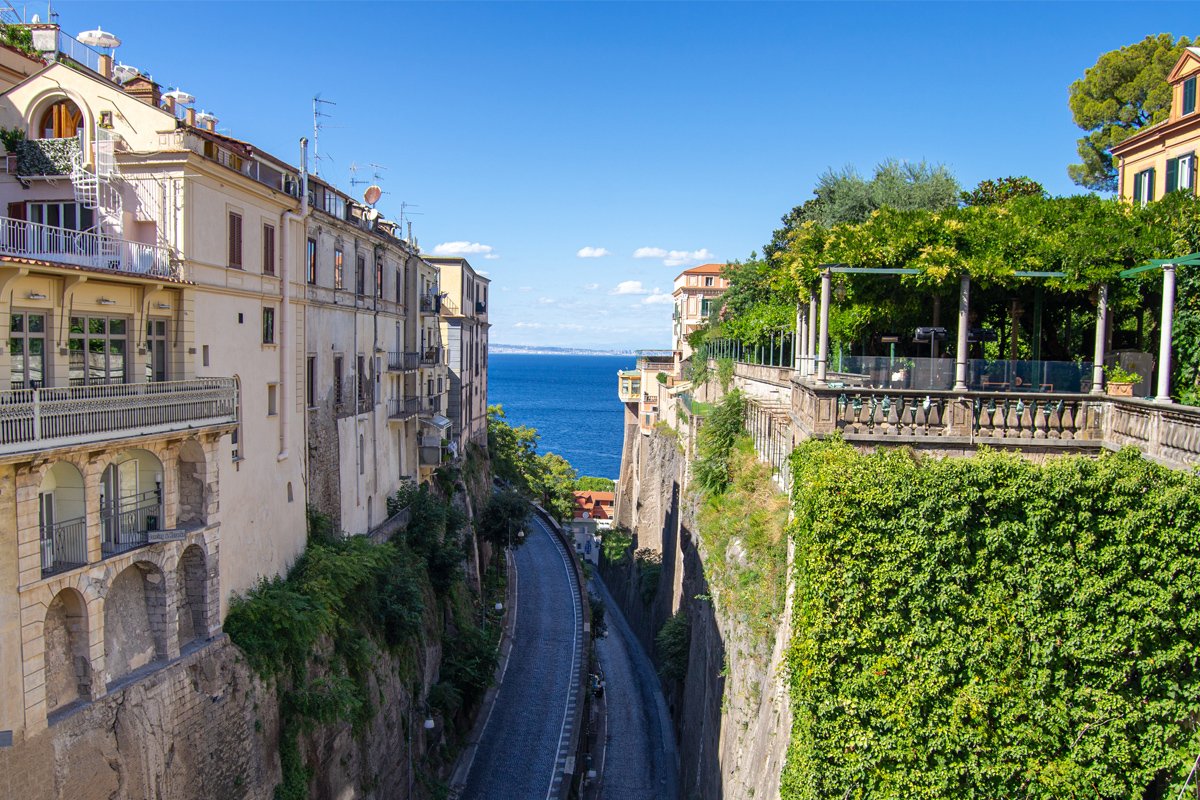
[39, 99, 83, 139]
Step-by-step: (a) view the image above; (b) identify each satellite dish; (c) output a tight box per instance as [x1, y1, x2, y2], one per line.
[363, 185, 382, 206]
[365, 208, 381, 222]
[78, 26, 122, 49]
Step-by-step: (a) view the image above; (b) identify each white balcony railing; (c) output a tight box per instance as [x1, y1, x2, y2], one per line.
[0, 378, 238, 455]
[0, 216, 181, 280]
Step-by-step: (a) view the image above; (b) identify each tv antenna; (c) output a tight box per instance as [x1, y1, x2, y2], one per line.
[312, 94, 336, 177]
[349, 161, 387, 189]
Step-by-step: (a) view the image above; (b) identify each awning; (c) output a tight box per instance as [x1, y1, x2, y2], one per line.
[421, 414, 452, 432]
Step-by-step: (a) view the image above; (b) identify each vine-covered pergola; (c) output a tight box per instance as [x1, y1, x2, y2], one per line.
[793, 250, 1200, 401]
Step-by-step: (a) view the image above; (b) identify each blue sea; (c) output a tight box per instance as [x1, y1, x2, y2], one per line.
[487, 354, 635, 479]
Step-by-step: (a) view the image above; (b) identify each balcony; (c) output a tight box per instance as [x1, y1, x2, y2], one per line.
[40, 516, 87, 577]
[419, 394, 443, 416]
[475, 300, 487, 315]
[421, 347, 444, 367]
[441, 296, 460, 316]
[387, 351, 420, 373]
[101, 490, 163, 557]
[420, 292, 442, 314]
[0, 378, 238, 457]
[334, 378, 374, 417]
[0, 216, 181, 280]
[388, 396, 420, 422]
[419, 434, 445, 466]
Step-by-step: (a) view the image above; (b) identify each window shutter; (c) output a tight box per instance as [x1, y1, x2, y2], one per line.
[228, 212, 243, 268]
[1133, 172, 1143, 203]
[1147, 168, 1156, 201]
[1167, 158, 1179, 193]
[262, 224, 275, 274]
[1186, 77, 1197, 116]
[7, 201, 24, 221]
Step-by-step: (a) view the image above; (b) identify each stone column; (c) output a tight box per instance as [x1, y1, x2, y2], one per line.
[953, 273, 970, 392]
[1156, 264, 1176, 403]
[807, 295, 818, 376]
[1091, 283, 1108, 395]
[794, 304, 804, 373]
[815, 269, 832, 383]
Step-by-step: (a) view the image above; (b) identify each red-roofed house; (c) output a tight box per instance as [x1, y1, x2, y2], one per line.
[570, 490, 615, 564]
[672, 263, 729, 372]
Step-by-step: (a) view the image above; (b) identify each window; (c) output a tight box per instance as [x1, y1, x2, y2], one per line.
[262, 307, 275, 345]
[10, 311, 46, 389]
[146, 318, 168, 382]
[333, 355, 344, 406]
[395, 268, 403, 303]
[202, 344, 210, 367]
[29, 201, 94, 232]
[1167, 153, 1195, 194]
[68, 315, 127, 385]
[306, 355, 316, 408]
[262, 223, 276, 275]
[306, 238, 317, 284]
[376, 259, 384, 298]
[357, 355, 366, 406]
[1185, 76, 1197, 117]
[704, 276, 714, 287]
[39, 99, 82, 139]
[228, 212, 243, 268]
[355, 254, 366, 295]
[333, 247, 344, 289]
[267, 383, 278, 416]
[359, 435, 365, 475]
[1132, 168, 1156, 205]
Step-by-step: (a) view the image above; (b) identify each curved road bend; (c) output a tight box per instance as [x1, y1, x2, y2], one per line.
[461, 514, 583, 800]
[591, 574, 680, 800]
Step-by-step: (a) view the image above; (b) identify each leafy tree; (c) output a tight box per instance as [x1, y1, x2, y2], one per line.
[655, 611, 690, 682]
[476, 488, 531, 549]
[575, 476, 615, 492]
[535, 451, 577, 522]
[960, 176, 1046, 206]
[693, 390, 746, 495]
[486, 404, 542, 495]
[1068, 33, 1194, 191]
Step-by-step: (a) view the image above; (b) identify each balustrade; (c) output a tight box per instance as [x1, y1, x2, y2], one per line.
[0, 216, 179, 279]
[0, 378, 238, 455]
[40, 516, 87, 577]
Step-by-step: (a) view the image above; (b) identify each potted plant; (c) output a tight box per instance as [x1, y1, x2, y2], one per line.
[1104, 364, 1141, 397]
[0, 126, 24, 174]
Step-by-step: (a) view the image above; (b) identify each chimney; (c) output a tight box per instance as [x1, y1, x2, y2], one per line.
[205, 118, 216, 132]
[184, 107, 195, 126]
[164, 94, 176, 115]
[122, 75, 161, 108]
[98, 53, 113, 81]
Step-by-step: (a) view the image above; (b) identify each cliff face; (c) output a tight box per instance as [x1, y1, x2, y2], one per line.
[605, 404, 792, 800]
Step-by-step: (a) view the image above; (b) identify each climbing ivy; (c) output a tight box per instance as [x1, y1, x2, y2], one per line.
[782, 439, 1200, 799]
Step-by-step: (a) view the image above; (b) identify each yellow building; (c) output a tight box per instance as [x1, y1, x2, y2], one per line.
[426, 256, 489, 453]
[1113, 47, 1200, 202]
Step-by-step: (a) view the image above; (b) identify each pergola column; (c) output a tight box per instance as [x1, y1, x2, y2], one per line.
[1090, 283, 1108, 395]
[953, 273, 970, 392]
[795, 303, 806, 374]
[815, 269, 832, 383]
[1156, 264, 1176, 403]
[807, 295, 818, 376]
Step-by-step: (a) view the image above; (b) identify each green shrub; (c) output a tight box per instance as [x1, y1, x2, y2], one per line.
[656, 610, 690, 682]
[576, 476, 616, 492]
[601, 527, 632, 564]
[634, 547, 662, 604]
[693, 390, 746, 495]
[716, 357, 735, 391]
[782, 440, 1200, 799]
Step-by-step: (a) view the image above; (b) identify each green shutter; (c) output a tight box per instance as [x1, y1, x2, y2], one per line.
[1147, 168, 1156, 201]
[1167, 158, 1179, 193]
[1133, 171, 1143, 203]
[1186, 77, 1197, 116]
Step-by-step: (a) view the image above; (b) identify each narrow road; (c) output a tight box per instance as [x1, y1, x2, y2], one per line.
[461, 514, 582, 800]
[591, 575, 679, 800]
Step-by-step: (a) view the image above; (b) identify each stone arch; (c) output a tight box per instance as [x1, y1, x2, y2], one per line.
[176, 439, 207, 528]
[175, 544, 208, 647]
[43, 588, 91, 713]
[37, 461, 88, 575]
[38, 98, 83, 139]
[100, 448, 164, 555]
[103, 561, 168, 685]
[25, 86, 92, 147]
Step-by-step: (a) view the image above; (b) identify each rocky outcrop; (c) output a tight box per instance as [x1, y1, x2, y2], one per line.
[605, 411, 792, 800]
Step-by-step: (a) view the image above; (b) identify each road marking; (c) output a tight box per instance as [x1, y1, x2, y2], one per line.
[543, 515, 582, 800]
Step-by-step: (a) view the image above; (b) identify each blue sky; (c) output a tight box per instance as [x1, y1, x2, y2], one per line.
[55, 1, 1196, 350]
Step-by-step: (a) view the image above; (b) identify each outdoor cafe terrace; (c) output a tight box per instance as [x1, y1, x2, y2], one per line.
[707, 257, 1200, 470]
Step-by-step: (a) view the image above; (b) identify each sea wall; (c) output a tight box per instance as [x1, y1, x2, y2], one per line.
[605, 408, 792, 800]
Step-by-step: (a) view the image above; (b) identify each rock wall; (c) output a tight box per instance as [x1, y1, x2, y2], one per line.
[606, 418, 792, 800]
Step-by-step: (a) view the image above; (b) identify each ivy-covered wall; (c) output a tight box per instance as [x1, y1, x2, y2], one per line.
[783, 440, 1200, 799]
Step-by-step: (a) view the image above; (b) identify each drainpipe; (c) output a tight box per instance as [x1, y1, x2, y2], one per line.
[278, 137, 310, 461]
[1156, 265, 1176, 403]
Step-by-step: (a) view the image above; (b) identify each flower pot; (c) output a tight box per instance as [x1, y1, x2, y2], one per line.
[1106, 381, 1134, 397]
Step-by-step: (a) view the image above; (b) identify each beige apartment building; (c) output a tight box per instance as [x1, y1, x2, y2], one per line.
[301, 176, 448, 532]
[427, 256, 490, 451]
[672, 262, 728, 374]
[0, 29, 309, 742]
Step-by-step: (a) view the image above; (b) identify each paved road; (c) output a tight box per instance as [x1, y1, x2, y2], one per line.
[592, 575, 679, 800]
[461, 515, 582, 800]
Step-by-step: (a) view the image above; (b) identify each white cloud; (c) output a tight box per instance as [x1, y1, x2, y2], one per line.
[576, 246, 611, 258]
[634, 246, 716, 268]
[633, 247, 667, 259]
[583, 282, 600, 290]
[643, 289, 673, 305]
[514, 321, 546, 329]
[432, 241, 495, 257]
[537, 297, 557, 305]
[612, 280, 649, 295]
[484, 253, 500, 260]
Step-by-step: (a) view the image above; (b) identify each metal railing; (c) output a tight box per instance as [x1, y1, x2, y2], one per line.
[420, 293, 442, 314]
[827, 356, 1096, 394]
[0, 378, 238, 455]
[441, 296, 460, 315]
[388, 396, 420, 421]
[40, 516, 87, 577]
[475, 300, 487, 315]
[387, 351, 420, 372]
[0, 216, 180, 280]
[56, 30, 103, 74]
[101, 490, 161, 557]
[421, 347, 444, 366]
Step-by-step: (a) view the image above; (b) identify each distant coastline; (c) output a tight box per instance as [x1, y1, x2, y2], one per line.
[491, 344, 644, 356]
